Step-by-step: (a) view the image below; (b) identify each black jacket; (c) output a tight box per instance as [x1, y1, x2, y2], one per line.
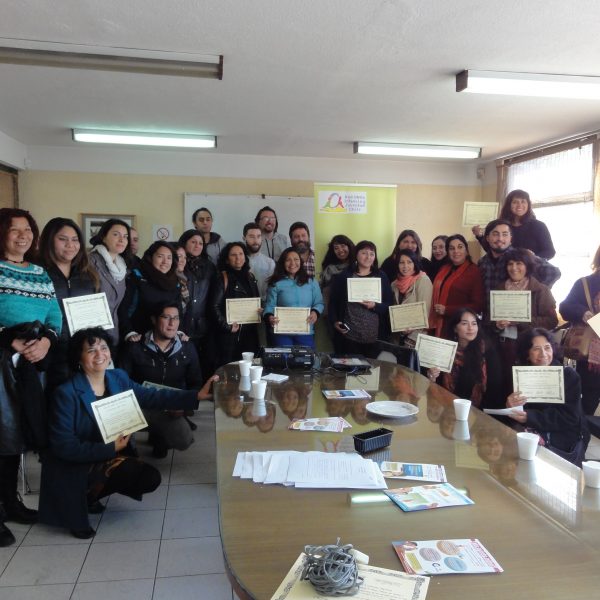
[182, 259, 217, 339]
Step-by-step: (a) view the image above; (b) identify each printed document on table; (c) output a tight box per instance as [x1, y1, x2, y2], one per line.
[380, 462, 447, 483]
[512, 365, 565, 403]
[415, 334, 458, 372]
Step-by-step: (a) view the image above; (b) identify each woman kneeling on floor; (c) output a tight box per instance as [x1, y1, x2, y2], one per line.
[39, 327, 216, 539]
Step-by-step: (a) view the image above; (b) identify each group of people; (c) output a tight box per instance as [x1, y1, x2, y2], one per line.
[0, 189, 595, 545]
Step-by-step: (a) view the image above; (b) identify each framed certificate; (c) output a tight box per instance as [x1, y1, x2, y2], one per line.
[389, 302, 429, 332]
[91, 390, 149, 444]
[415, 334, 458, 372]
[512, 366, 565, 404]
[274, 307, 310, 334]
[347, 278, 382, 303]
[462, 202, 499, 228]
[489, 291, 532, 322]
[226, 297, 261, 325]
[62, 292, 114, 335]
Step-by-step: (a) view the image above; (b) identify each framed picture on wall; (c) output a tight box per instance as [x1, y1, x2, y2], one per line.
[81, 214, 136, 249]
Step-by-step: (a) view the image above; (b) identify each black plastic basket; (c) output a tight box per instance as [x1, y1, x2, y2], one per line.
[353, 428, 393, 454]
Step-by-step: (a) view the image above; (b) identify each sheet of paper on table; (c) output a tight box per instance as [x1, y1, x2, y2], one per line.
[379, 461, 447, 483]
[271, 552, 429, 600]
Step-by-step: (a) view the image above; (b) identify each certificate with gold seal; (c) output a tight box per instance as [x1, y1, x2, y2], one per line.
[226, 297, 261, 325]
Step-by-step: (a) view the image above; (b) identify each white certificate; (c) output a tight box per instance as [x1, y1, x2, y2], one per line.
[512, 366, 565, 404]
[415, 333, 458, 372]
[462, 201, 499, 227]
[91, 390, 148, 444]
[586, 312, 600, 337]
[489, 291, 531, 322]
[347, 278, 382, 303]
[389, 302, 428, 332]
[63, 292, 114, 335]
[226, 297, 261, 325]
[274, 307, 310, 334]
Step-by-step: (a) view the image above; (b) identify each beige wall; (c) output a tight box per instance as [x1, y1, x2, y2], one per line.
[19, 170, 492, 260]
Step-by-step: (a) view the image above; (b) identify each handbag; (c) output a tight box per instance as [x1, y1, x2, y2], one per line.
[563, 278, 595, 361]
[545, 430, 590, 467]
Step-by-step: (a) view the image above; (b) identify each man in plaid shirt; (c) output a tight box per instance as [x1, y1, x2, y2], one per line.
[289, 221, 316, 278]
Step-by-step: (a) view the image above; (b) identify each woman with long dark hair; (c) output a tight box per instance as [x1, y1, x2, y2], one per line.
[39, 217, 100, 389]
[427, 235, 449, 281]
[0, 208, 62, 547]
[264, 247, 323, 348]
[381, 230, 431, 283]
[328, 240, 393, 357]
[88, 218, 132, 345]
[429, 234, 484, 337]
[427, 308, 503, 409]
[211, 242, 261, 366]
[320, 235, 355, 288]
[472, 190, 555, 259]
[118, 241, 181, 342]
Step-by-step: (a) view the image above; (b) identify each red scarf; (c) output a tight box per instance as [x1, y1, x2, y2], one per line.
[395, 272, 423, 295]
[429, 262, 471, 337]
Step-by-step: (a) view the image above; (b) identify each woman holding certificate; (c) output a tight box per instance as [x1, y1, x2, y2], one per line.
[88, 218, 132, 345]
[328, 240, 393, 358]
[211, 242, 261, 366]
[427, 308, 503, 409]
[429, 234, 484, 337]
[0, 208, 62, 547]
[391, 249, 432, 345]
[492, 248, 558, 392]
[264, 248, 324, 348]
[39, 327, 215, 539]
[39, 217, 100, 390]
[505, 328, 589, 465]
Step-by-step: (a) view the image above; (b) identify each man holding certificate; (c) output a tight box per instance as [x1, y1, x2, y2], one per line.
[39, 327, 217, 540]
[504, 328, 589, 465]
[328, 240, 393, 358]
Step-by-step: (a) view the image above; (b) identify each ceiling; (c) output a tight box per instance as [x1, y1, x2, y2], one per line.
[2, 0, 600, 164]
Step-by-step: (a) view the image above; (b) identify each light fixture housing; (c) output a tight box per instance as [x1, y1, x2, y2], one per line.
[456, 69, 600, 99]
[0, 43, 222, 79]
[72, 129, 217, 149]
[354, 141, 480, 160]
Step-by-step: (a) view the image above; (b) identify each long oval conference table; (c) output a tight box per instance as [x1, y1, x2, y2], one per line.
[214, 359, 600, 599]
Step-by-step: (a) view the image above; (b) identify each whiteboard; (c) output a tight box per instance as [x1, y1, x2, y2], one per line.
[183, 194, 314, 247]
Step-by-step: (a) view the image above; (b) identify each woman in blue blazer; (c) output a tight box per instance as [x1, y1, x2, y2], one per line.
[39, 327, 216, 539]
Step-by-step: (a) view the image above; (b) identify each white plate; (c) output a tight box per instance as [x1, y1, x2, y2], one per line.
[365, 401, 419, 418]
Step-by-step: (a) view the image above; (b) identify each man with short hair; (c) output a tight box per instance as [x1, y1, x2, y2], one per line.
[478, 219, 560, 315]
[289, 221, 316, 278]
[120, 303, 208, 457]
[243, 222, 275, 303]
[255, 206, 288, 261]
[192, 207, 227, 265]
[129, 227, 142, 269]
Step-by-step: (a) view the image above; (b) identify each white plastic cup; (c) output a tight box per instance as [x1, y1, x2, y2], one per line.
[452, 420, 470, 441]
[453, 398, 471, 421]
[251, 379, 267, 400]
[252, 398, 267, 417]
[582, 461, 600, 488]
[242, 352, 255, 363]
[239, 376, 251, 392]
[516, 432, 539, 460]
[250, 365, 263, 381]
[238, 360, 252, 377]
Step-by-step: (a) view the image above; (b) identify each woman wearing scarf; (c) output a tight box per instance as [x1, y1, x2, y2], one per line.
[211, 242, 261, 366]
[118, 242, 182, 342]
[178, 230, 217, 376]
[429, 234, 484, 338]
[88, 219, 132, 345]
[427, 308, 503, 410]
[391, 249, 432, 346]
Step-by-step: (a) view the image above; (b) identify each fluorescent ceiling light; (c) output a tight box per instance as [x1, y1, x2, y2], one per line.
[0, 43, 222, 79]
[72, 129, 217, 149]
[354, 142, 480, 159]
[456, 70, 600, 99]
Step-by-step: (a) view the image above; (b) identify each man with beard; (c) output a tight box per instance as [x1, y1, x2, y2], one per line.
[289, 221, 316, 278]
[255, 206, 288, 261]
[243, 222, 275, 303]
[478, 219, 560, 316]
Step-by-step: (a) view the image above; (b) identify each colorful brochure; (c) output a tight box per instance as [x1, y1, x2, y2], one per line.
[380, 462, 447, 483]
[392, 538, 503, 575]
[289, 417, 351, 432]
[384, 483, 473, 512]
[322, 389, 372, 400]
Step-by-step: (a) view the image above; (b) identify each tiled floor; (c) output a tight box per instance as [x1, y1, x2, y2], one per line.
[0, 403, 235, 600]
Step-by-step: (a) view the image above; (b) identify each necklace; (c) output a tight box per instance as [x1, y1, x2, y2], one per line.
[6, 259, 25, 265]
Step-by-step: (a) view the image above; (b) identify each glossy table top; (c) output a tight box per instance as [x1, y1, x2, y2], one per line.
[214, 359, 600, 599]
